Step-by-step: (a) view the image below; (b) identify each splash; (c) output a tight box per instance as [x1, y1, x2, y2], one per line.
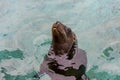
[0, 0, 120, 80]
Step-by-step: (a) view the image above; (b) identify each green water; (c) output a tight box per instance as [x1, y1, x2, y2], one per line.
[0, 0, 120, 80]
[0, 49, 24, 61]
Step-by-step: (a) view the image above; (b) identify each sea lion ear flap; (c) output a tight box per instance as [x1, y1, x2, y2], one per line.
[73, 33, 77, 45]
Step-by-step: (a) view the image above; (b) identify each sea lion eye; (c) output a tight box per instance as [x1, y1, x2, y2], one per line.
[68, 28, 71, 33]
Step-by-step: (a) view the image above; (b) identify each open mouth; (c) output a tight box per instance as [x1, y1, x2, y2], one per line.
[52, 27, 59, 35]
[52, 27, 57, 31]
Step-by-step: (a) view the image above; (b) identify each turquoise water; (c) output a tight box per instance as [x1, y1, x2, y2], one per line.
[0, 0, 120, 80]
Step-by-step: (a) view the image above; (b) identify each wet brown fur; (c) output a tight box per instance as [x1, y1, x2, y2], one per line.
[52, 21, 76, 55]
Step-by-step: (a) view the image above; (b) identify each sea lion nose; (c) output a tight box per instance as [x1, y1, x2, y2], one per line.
[55, 21, 61, 27]
[53, 21, 61, 29]
[56, 21, 61, 24]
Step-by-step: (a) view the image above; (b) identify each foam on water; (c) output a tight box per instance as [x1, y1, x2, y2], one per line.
[0, 0, 120, 80]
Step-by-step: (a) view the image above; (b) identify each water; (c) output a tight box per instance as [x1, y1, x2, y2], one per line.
[0, 0, 120, 80]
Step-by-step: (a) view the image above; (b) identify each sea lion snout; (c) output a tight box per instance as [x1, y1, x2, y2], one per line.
[52, 21, 65, 33]
[52, 21, 61, 29]
[52, 21, 68, 43]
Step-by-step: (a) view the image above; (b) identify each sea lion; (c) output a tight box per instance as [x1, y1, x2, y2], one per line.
[34, 21, 88, 80]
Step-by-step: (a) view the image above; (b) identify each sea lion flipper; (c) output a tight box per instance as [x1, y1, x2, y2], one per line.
[33, 73, 40, 78]
[33, 72, 45, 78]
[33, 60, 47, 78]
[81, 74, 89, 80]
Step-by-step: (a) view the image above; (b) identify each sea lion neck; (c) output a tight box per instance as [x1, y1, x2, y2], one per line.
[52, 42, 70, 55]
[52, 41, 77, 57]
[67, 42, 78, 60]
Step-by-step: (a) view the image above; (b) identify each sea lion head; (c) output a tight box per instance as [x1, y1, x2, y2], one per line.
[52, 21, 77, 55]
